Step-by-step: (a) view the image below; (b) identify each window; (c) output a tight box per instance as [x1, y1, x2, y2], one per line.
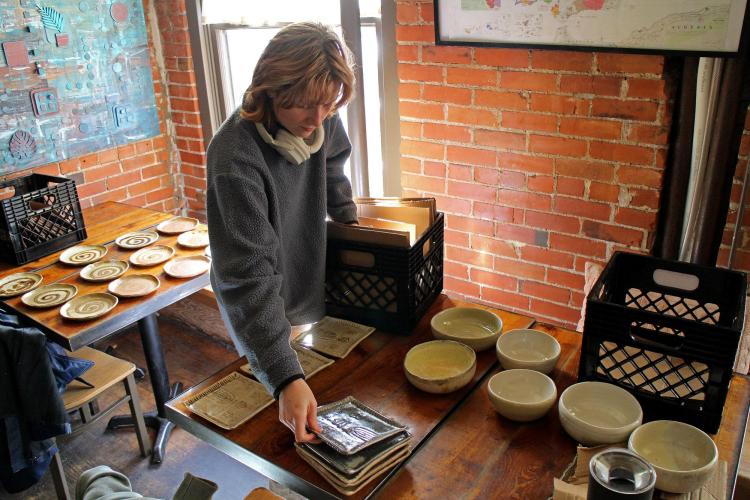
[187, 0, 399, 197]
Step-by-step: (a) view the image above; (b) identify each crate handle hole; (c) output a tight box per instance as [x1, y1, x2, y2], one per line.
[630, 327, 684, 350]
[653, 269, 699, 291]
[28, 194, 55, 213]
[339, 250, 375, 268]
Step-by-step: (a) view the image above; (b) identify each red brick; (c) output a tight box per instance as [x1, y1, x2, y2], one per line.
[547, 269, 585, 289]
[498, 170, 525, 189]
[592, 98, 658, 122]
[494, 256, 546, 280]
[399, 64, 443, 83]
[501, 71, 557, 92]
[447, 106, 498, 127]
[616, 166, 662, 188]
[447, 146, 496, 167]
[597, 53, 664, 75]
[525, 210, 580, 234]
[171, 97, 200, 112]
[557, 177, 585, 197]
[135, 140, 153, 155]
[396, 3, 419, 23]
[435, 195, 472, 215]
[400, 121, 421, 138]
[471, 234, 517, 257]
[91, 187, 128, 206]
[445, 261, 469, 280]
[444, 228, 470, 247]
[168, 84, 197, 99]
[98, 148, 119, 163]
[582, 220, 644, 246]
[498, 152, 553, 174]
[446, 246, 494, 268]
[531, 50, 593, 72]
[474, 129, 526, 150]
[475, 90, 527, 110]
[529, 135, 587, 157]
[589, 182, 620, 202]
[498, 189, 552, 211]
[447, 67, 497, 87]
[447, 180, 497, 201]
[614, 207, 657, 230]
[58, 158, 80, 174]
[445, 277, 481, 297]
[592, 142, 653, 166]
[84, 163, 121, 183]
[402, 173, 445, 193]
[447, 214, 494, 235]
[473, 167, 499, 185]
[184, 175, 207, 190]
[530, 94, 589, 114]
[397, 45, 419, 63]
[550, 233, 606, 258]
[425, 161, 446, 177]
[33, 163, 60, 176]
[470, 269, 518, 291]
[423, 46, 471, 65]
[627, 78, 667, 99]
[502, 111, 557, 132]
[168, 70, 195, 85]
[418, 3, 434, 22]
[530, 299, 580, 325]
[628, 187, 660, 209]
[180, 151, 205, 166]
[146, 187, 176, 204]
[399, 101, 444, 120]
[528, 174, 554, 193]
[127, 177, 162, 197]
[423, 85, 471, 104]
[424, 123, 470, 142]
[174, 125, 203, 140]
[121, 153, 157, 171]
[627, 124, 669, 145]
[555, 196, 611, 221]
[77, 180, 106, 199]
[522, 246, 575, 268]
[473, 203, 514, 223]
[522, 281, 571, 304]
[474, 48, 529, 68]
[482, 287, 530, 311]
[142, 163, 170, 179]
[495, 224, 546, 246]
[107, 170, 141, 190]
[401, 139, 444, 160]
[399, 82, 421, 99]
[395, 25, 434, 43]
[560, 75, 622, 96]
[559, 117, 622, 140]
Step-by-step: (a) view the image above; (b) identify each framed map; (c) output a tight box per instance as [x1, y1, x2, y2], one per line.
[435, 0, 749, 55]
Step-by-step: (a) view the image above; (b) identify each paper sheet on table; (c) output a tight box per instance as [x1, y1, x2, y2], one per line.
[185, 372, 273, 430]
[294, 316, 375, 358]
[241, 345, 334, 379]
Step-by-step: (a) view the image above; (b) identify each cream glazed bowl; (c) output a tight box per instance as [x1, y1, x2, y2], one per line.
[558, 381, 642, 445]
[496, 329, 561, 374]
[404, 340, 476, 394]
[487, 369, 557, 422]
[628, 420, 717, 494]
[430, 307, 503, 351]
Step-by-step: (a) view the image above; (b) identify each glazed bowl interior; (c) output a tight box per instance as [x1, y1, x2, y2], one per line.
[496, 329, 560, 373]
[404, 340, 476, 394]
[487, 369, 557, 422]
[430, 307, 503, 351]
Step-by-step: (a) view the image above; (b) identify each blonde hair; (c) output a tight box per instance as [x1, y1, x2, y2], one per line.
[240, 22, 355, 127]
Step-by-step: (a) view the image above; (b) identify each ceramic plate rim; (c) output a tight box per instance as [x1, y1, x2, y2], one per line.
[115, 230, 159, 249]
[156, 216, 199, 234]
[59, 245, 108, 265]
[60, 292, 118, 320]
[21, 283, 78, 308]
[177, 229, 210, 248]
[163, 255, 211, 278]
[79, 260, 129, 282]
[0, 272, 44, 297]
[129, 245, 175, 266]
[108, 274, 161, 298]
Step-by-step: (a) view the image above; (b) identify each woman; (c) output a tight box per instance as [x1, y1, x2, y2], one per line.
[206, 22, 357, 443]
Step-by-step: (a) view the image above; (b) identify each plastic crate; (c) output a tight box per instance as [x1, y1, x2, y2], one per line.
[0, 174, 87, 265]
[325, 212, 444, 333]
[579, 251, 746, 433]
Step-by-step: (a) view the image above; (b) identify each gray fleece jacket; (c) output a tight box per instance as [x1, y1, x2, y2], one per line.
[206, 109, 356, 397]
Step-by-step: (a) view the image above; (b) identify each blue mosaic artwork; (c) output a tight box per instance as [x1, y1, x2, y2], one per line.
[0, 0, 159, 173]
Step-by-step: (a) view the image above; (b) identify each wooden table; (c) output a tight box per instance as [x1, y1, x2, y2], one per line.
[166, 295, 534, 499]
[0, 201, 211, 463]
[166, 297, 750, 499]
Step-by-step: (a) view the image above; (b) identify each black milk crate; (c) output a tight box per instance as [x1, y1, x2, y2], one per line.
[579, 251, 746, 433]
[0, 174, 87, 265]
[325, 212, 444, 333]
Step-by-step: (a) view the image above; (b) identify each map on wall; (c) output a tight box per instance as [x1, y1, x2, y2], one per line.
[0, 0, 159, 174]
[436, 0, 748, 53]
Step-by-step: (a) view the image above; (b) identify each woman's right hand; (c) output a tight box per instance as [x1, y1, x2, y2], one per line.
[278, 378, 321, 443]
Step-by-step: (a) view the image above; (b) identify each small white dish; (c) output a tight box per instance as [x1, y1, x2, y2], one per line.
[108, 274, 161, 298]
[404, 340, 476, 394]
[496, 329, 561, 374]
[59, 245, 107, 265]
[115, 230, 159, 249]
[558, 381, 642, 446]
[156, 216, 199, 234]
[177, 229, 209, 248]
[129, 245, 175, 266]
[79, 260, 129, 282]
[430, 307, 503, 351]
[487, 369, 557, 422]
[163, 255, 211, 278]
[628, 420, 717, 494]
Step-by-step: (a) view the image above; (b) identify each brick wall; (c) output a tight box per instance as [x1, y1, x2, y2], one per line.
[396, 0, 672, 327]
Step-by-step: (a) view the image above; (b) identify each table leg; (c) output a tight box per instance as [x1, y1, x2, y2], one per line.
[107, 313, 182, 464]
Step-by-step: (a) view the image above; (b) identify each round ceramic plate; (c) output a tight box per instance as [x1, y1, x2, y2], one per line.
[21, 283, 78, 308]
[80, 260, 129, 282]
[177, 229, 209, 249]
[115, 230, 159, 249]
[60, 292, 118, 320]
[108, 274, 161, 298]
[156, 216, 199, 235]
[129, 245, 175, 266]
[59, 245, 108, 266]
[164, 255, 211, 279]
[0, 272, 43, 298]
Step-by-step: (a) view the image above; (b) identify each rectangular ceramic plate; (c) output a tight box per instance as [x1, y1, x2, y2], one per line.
[184, 372, 273, 430]
[314, 396, 407, 455]
[240, 345, 334, 379]
[294, 316, 375, 359]
[298, 430, 411, 477]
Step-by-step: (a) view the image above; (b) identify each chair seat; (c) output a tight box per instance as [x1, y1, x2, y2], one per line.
[62, 347, 136, 410]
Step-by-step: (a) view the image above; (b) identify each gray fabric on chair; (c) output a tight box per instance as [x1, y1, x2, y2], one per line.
[75, 465, 155, 500]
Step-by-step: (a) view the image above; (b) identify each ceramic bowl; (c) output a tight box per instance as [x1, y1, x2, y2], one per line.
[495, 329, 561, 374]
[404, 340, 476, 394]
[558, 382, 642, 445]
[430, 307, 503, 351]
[628, 420, 717, 494]
[487, 369, 557, 422]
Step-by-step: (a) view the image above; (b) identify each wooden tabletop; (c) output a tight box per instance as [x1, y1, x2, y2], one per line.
[166, 295, 535, 499]
[0, 201, 211, 350]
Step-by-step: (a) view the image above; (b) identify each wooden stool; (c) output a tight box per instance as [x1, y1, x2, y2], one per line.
[48, 347, 151, 500]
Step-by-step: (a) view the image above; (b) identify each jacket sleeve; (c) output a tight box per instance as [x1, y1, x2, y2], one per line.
[207, 167, 303, 396]
[325, 114, 358, 224]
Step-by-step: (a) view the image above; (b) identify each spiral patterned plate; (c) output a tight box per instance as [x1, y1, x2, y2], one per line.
[80, 260, 129, 282]
[115, 230, 159, 249]
[177, 229, 209, 249]
[0, 272, 43, 298]
[108, 274, 160, 298]
[59, 245, 108, 265]
[60, 292, 118, 321]
[164, 255, 211, 279]
[21, 283, 78, 308]
[129, 245, 175, 266]
[156, 216, 199, 235]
